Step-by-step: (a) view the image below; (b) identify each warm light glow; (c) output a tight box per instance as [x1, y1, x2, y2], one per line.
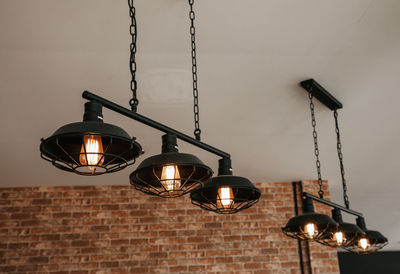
[359, 238, 370, 250]
[217, 187, 234, 209]
[79, 135, 104, 170]
[334, 231, 345, 245]
[304, 223, 317, 239]
[160, 165, 181, 191]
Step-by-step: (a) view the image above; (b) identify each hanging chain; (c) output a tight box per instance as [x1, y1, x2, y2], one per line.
[128, 0, 139, 112]
[334, 110, 350, 209]
[308, 91, 324, 198]
[188, 0, 201, 141]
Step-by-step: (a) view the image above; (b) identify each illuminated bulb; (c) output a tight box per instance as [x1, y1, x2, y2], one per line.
[304, 223, 317, 239]
[359, 238, 369, 250]
[160, 165, 181, 191]
[79, 135, 104, 170]
[334, 231, 345, 246]
[217, 187, 234, 209]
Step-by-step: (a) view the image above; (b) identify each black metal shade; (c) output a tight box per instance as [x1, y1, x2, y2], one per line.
[130, 134, 213, 198]
[282, 197, 338, 241]
[345, 217, 388, 254]
[40, 102, 142, 175]
[317, 209, 365, 248]
[190, 174, 261, 214]
[346, 230, 388, 254]
[130, 152, 213, 197]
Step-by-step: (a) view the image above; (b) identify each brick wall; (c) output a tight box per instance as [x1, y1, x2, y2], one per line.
[0, 181, 339, 273]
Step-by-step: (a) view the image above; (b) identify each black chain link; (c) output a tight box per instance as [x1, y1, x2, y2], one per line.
[334, 110, 350, 209]
[188, 0, 201, 141]
[308, 91, 324, 198]
[128, 0, 139, 112]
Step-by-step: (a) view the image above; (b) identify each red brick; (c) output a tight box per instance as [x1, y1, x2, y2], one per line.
[0, 181, 338, 274]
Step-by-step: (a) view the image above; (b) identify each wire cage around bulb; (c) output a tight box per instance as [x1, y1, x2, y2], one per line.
[40, 102, 143, 176]
[317, 209, 365, 248]
[190, 175, 261, 214]
[129, 133, 213, 198]
[345, 230, 388, 254]
[344, 217, 388, 254]
[40, 123, 143, 176]
[282, 197, 338, 241]
[130, 152, 213, 198]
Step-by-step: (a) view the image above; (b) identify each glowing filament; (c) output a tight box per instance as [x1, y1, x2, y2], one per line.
[359, 238, 370, 250]
[304, 223, 317, 239]
[217, 187, 234, 209]
[334, 231, 345, 246]
[79, 135, 104, 170]
[161, 165, 181, 191]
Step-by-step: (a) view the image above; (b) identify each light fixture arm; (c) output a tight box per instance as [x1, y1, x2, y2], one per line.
[82, 91, 230, 159]
[303, 192, 363, 218]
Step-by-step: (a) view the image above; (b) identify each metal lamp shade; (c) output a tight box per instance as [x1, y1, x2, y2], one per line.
[40, 121, 142, 175]
[317, 208, 365, 248]
[346, 230, 388, 254]
[317, 222, 365, 248]
[282, 211, 338, 241]
[130, 152, 213, 198]
[190, 175, 261, 214]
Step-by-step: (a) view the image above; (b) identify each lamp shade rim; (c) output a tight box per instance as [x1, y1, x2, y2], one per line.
[49, 121, 133, 140]
[198, 175, 259, 190]
[131, 152, 213, 174]
[190, 175, 261, 203]
[283, 212, 338, 230]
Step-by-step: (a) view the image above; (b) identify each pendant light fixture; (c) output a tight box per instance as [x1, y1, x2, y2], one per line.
[40, 0, 258, 213]
[130, 133, 212, 198]
[329, 109, 388, 253]
[345, 217, 388, 254]
[317, 109, 365, 248]
[190, 158, 261, 214]
[317, 208, 365, 248]
[282, 195, 337, 240]
[40, 101, 142, 175]
[129, 0, 213, 198]
[282, 79, 388, 254]
[282, 86, 338, 240]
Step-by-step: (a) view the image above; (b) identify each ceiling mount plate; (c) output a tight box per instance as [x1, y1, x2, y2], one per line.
[300, 79, 343, 110]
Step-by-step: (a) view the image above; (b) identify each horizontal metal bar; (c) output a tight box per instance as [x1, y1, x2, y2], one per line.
[303, 192, 363, 217]
[300, 79, 343, 110]
[82, 91, 231, 159]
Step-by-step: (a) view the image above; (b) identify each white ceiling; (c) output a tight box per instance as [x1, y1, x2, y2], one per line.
[1, 0, 399, 250]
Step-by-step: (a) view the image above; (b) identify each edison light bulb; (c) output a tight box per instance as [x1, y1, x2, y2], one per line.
[334, 231, 345, 246]
[160, 165, 181, 191]
[79, 135, 104, 170]
[359, 238, 369, 250]
[217, 187, 234, 209]
[304, 223, 317, 239]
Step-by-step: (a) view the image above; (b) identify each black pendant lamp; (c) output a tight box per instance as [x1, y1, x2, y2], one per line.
[315, 110, 365, 248]
[40, 101, 142, 175]
[282, 196, 338, 240]
[331, 110, 388, 253]
[317, 208, 365, 248]
[345, 217, 388, 254]
[190, 158, 261, 214]
[130, 133, 213, 198]
[282, 91, 338, 240]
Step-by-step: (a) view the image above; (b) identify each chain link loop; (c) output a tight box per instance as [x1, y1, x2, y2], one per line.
[128, 0, 139, 112]
[308, 91, 324, 198]
[188, 0, 201, 141]
[334, 110, 350, 209]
